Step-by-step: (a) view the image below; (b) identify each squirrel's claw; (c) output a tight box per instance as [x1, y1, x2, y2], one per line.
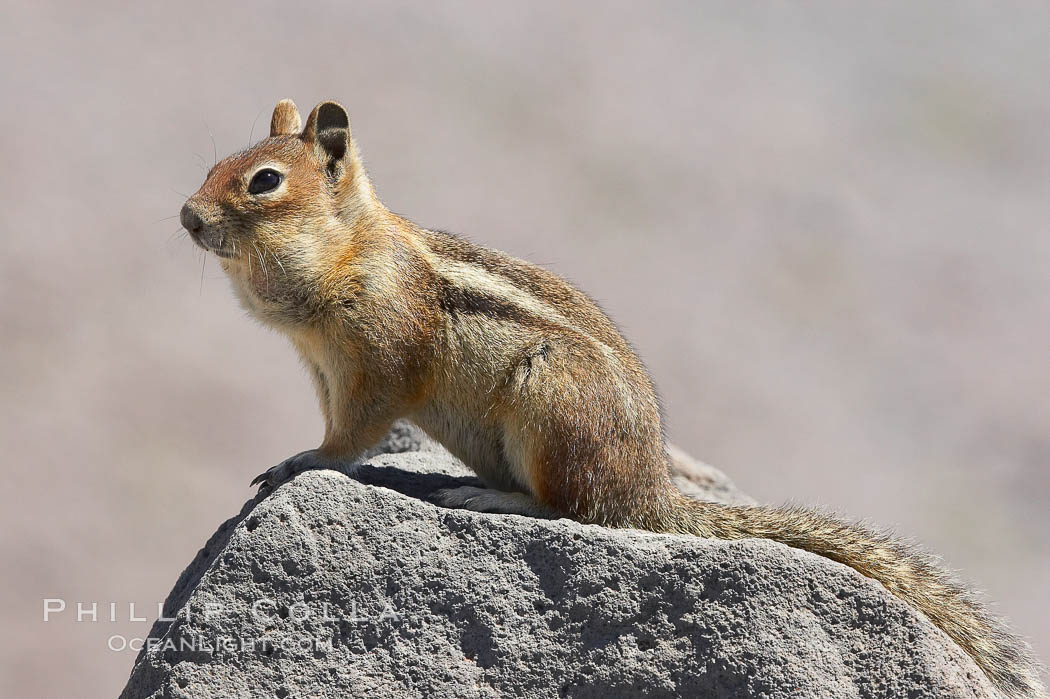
[251, 449, 359, 491]
[251, 449, 322, 490]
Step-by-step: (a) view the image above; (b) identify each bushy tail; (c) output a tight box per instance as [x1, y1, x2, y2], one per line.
[658, 496, 1045, 698]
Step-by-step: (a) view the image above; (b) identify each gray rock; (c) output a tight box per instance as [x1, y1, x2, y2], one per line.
[666, 443, 756, 506]
[121, 423, 998, 698]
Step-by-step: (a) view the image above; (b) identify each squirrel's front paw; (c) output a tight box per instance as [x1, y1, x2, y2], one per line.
[251, 450, 350, 491]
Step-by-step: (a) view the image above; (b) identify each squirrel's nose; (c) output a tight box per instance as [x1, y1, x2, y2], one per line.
[180, 204, 204, 235]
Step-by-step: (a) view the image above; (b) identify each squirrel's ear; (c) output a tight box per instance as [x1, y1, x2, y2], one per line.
[303, 101, 352, 180]
[270, 99, 302, 136]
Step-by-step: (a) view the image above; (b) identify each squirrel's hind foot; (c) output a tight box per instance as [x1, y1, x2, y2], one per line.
[434, 486, 557, 520]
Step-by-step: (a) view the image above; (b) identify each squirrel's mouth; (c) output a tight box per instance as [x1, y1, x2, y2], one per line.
[208, 246, 238, 260]
[188, 229, 239, 259]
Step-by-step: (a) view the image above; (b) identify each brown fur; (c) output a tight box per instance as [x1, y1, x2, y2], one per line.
[179, 99, 1045, 698]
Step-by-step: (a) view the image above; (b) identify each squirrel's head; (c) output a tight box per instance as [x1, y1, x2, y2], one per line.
[180, 99, 376, 320]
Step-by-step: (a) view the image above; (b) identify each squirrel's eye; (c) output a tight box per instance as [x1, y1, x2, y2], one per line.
[248, 168, 283, 195]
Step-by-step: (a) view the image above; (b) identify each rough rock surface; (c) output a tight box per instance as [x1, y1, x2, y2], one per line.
[121, 423, 997, 698]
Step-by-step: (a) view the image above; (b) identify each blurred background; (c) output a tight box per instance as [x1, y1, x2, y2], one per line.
[1, 1, 1047, 695]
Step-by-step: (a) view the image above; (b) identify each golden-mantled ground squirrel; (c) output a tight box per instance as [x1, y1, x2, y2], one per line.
[180, 99, 1044, 698]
